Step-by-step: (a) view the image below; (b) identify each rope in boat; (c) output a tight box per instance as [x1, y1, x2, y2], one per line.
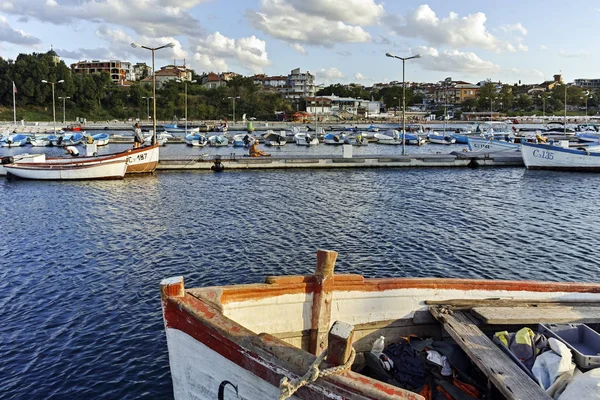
[278, 348, 356, 400]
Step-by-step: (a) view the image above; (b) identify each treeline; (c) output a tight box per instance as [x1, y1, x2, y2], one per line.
[0, 51, 294, 122]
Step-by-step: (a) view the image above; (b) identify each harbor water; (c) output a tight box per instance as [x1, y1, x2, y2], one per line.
[2, 139, 600, 399]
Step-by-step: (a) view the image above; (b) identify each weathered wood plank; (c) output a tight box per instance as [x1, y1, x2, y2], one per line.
[430, 307, 551, 400]
[309, 250, 337, 355]
[472, 306, 600, 325]
[426, 298, 600, 307]
[327, 321, 355, 366]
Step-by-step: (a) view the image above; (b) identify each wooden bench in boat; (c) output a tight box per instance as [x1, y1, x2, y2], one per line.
[430, 307, 552, 400]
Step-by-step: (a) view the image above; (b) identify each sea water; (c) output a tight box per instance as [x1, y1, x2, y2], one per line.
[1, 147, 600, 399]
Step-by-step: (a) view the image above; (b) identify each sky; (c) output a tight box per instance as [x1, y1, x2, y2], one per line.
[0, 0, 597, 87]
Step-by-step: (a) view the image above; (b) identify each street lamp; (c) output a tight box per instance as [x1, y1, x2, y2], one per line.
[227, 96, 241, 124]
[485, 96, 496, 121]
[142, 96, 153, 122]
[176, 79, 197, 135]
[386, 52, 421, 155]
[539, 94, 547, 119]
[131, 41, 175, 145]
[58, 96, 70, 124]
[41, 79, 64, 134]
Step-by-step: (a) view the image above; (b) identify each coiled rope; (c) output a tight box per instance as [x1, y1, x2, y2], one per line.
[278, 348, 356, 400]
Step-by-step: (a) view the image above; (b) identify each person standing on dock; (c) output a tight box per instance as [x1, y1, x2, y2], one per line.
[133, 122, 144, 149]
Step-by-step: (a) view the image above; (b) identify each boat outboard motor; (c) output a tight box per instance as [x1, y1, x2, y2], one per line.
[1, 156, 14, 164]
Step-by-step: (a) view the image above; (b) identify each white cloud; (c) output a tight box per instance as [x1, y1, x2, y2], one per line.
[559, 50, 591, 58]
[316, 67, 344, 84]
[291, 43, 306, 54]
[0, 16, 41, 46]
[414, 46, 501, 74]
[246, 0, 371, 47]
[500, 23, 527, 35]
[191, 32, 270, 74]
[384, 5, 524, 53]
[287, 0, 383, 25]
[355, 73, 366, 80]
[0, 0, 206, 37]
[540, 44, 547, 50]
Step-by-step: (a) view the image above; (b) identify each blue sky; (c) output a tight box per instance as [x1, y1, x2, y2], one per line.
[0, 0, 597, 86]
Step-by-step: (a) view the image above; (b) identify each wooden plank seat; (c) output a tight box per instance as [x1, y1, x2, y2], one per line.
[430, 307, 551, 400]
[471, 306, 600, 325]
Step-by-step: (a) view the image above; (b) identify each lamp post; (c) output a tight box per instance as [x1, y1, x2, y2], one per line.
[131, 41, 175, 145]
[485, 96, 495, 121]
[176, 79, 197, 135]
[58, 96, 70, 124]
[441, 77, 452, 135]
[227, 96, 240, 124]
[580, 94, 591, 120]
[386, 52, 421, 155]
[142, 96, 153, 122]
[41, 79, 64, 134]
[539, 95, 547, 119]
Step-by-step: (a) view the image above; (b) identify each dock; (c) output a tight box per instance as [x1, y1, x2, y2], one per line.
[157, 152, 524, 171]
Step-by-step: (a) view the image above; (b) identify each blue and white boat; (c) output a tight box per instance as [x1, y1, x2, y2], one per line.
[208, 134, 229, 147]
[0, 134, 28, 147]
[427, 132, 456, 145]
[323, 132, 346, 145]
[92, 133, 110, 146]
[294, 132, 319, 146]
[63, 132, 84, 145]
[374, 130, 402, 145]
[29, 136, 51, 147]
[366, 125, 380, 132]
[184, 133, 207, 147]
[232, 133, 254, 147]
[576, 132, 600, 143]
[449, 133, 470, 144]
[467, 137, 520, 153]
[522, 141, 600, 171]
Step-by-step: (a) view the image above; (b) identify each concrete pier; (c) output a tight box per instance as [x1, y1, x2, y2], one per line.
[157, 152, 524, 171]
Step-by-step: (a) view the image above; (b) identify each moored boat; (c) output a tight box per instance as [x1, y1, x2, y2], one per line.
[185, 133, 208, 147]
[4, 157, 127, 180]
[323, 132, 346, 145]
[427, 132, 456, 145]
[0, 134, 29, 147]
[374, 130, 402, 145]
[294, 132, 319, 146]
[0, 153, 47, 175]
[92, 133, 110, 146]
[263, 130, 287, 146]
[467, 137, 520, 153]
[208, 134, 229, 147]
[160, 249, 600, 400]
[522, 141, 600, 171]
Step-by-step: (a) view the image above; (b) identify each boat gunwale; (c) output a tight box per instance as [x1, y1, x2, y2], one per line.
[188, 275, 600, 305]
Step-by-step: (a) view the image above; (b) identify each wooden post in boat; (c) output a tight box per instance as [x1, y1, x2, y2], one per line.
[327, 321, 355, 366]
[160, 276, 185, 299]
[309, 250, 338, 355]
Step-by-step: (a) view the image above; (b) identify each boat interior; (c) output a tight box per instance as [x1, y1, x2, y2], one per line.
[164, 250, 600, 400]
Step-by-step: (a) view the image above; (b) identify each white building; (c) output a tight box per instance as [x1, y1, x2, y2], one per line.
[284, 68, 316, 102]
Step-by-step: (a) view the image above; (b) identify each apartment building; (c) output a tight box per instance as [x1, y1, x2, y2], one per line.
[71, 60, 132, 84]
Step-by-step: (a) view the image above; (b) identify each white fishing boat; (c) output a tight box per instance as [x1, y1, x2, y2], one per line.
[185, 133, 208, 147]
[263, 130, 287, 146]
[294, 132, 319, 146]
[29, 136, 51, 147]
[467, 137, 521, 153]
[4, 157, 127, 180]
[0, 153, 47, 175]
[233, 133, 254, 147]
[160, 249, 600, 400]
[374, 130, 402, 145]
[427, 132, 456, 145]
[208, 134, 229, 147]
[522, 141, 600, 171]
[44, 143, 160, 174]
[144, 133, 168, 146]
[0, 134, 29, 147]
[92, 133, 110, 146]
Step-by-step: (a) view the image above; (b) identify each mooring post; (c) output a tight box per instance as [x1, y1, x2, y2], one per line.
[327, 320, 355, 366]
[309, 249, 337, 355]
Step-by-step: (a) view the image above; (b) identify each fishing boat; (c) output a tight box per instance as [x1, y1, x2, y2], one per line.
[4, 157, 127, 180]
[467, 137, 520, 153]
[65, 123, 82, 131]
[144, 133, 168, 146]
[0, 134, 29, 147]
[427, 132, 456, 145]
[323, 133, 346, 145]
[0, 153, 47, 175]
[233, 133, 254, 148]
[208, 134, 229, 147]
[374, 130, 402, 145]
[92, 133, 110, 146]
[62, 132, 84, 146]
[367, 125, 380, 132]
[29, 136, 51, 147]
[522, 141, 600, 171]
[294, 132, 319, 146]
[160, 249, 600, 400]
[263, 130, 287, 146]
[185, 133, 208, 147]
[44, 143, 160, 174]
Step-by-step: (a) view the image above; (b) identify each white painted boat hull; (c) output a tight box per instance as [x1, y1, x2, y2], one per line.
[294, 133, 318, 146]
[522, 142, 600, 171]
[0, 154, 47, 176]
[5, 159, 127, 180]
[467, 137, 520, 153]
